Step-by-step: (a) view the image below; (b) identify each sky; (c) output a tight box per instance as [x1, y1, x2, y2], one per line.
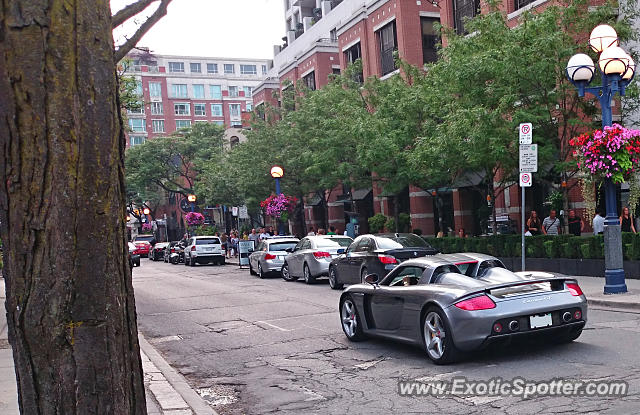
[111, 0, 285, 59]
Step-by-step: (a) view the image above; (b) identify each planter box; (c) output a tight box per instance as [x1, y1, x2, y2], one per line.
[499, 257, 640, 279]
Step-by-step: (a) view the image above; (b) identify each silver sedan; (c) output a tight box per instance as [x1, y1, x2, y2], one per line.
[248, 237, 299, 278]
[281, 235, 353, 284]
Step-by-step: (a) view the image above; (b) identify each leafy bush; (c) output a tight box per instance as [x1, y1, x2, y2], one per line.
[368, 213, 387, 233]
[543, 240, 556, 258]
[412, 228, 423, 235]
[580, 243, 591, 259]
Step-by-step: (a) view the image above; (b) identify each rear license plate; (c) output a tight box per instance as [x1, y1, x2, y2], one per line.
[529, 313, 552, 329]
[203, 248, 213, 252]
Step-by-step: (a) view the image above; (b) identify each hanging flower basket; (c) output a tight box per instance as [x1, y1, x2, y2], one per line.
[260, 194, 298, 221]
[570, 124, 640, 184]
[185, 211, 205, 226]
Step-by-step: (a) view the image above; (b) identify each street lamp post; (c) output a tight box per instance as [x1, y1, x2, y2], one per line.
[566, 24, 635, 294]
[270, 166, 285, 235]
[187, 194, 197, 212]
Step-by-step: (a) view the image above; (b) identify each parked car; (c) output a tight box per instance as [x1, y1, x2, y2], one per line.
[133, 234, 155, 258]
[339, 255, 586, 364]
[128, 242, 140, 268]
[184, 236, 225, 266]
[328, 233, 439, 290]
[249, 237, 299, 278]
[163, 241, 180, 263]
[281, 235, 353, 284]
[149, 242, 169, 261]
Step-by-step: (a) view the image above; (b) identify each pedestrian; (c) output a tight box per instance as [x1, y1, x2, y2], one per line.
[620, 207, 637, 233]
[592, 209, 605, 235]
[220, 232, 228, 257]
[567, 209, 584, 236]
[242, 231, 249, 240]
[327, 226, 337, 235]
[267, 226, 274, 236]
[307, 226, 315, 236]
[248, 228, 259, 246]
[259, 228, 269, 240]
[436, 231, 444, 238]
[526, 210, 542, 236]
[542, 209, 561, 235]
[457, 228, 466, 238]
[317, 228, 326, 235]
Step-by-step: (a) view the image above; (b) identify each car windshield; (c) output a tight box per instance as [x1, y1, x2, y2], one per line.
[376, 234, 430, 249]
[135, 235, 154, 242]
[269, 242, 298, 252]
[316, 238, 353, 248]
[196, 238, 220, 245]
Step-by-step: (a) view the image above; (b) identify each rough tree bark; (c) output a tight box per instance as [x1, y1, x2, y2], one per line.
[0, 0, 169, 413]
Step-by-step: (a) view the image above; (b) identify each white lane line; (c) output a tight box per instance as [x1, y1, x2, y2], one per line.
[256, 321, 292, 332]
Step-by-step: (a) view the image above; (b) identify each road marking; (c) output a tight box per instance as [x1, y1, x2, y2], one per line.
[256, 321, 292, 332]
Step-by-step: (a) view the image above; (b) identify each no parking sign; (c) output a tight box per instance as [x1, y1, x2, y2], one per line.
[519, 172, 532, 187]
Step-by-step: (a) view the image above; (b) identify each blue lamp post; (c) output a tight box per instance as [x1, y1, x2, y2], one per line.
[270, 166, 285, 235]
[187, 194, 196, 212]
[566, 24, 635, 294]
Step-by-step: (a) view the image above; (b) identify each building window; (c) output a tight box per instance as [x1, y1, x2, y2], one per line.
[150, 102, 163, 115]
[190, 63, 201, 73]
[168, 62, 184, 72]
[135, 81, 143, 96]
[515, 0, 537, 10]
[193, 84, 205, 99]
[149, 82, 162, 98]
[344, 42, 363, 83]
[246, 102, 253, 112]
[171, 84, 188, 98]
[262, 64, 268, 74]
[243, 86, 253, 97]
[130, 136, 146, 146]
[303, 71, 316, 90]
[127, 103, 144, 115]
[214, 121, 225, 126]
[231, 121, 243, 128]
[229, 104, 241, 118]
[194, 103, 206, 116]
[128, 118, 146, 132]
[207, 63, 218, 74]
[378, 21, 397, 76]
[228, 86, 239, 97]
[152, 120, 165, 133]
[176, 120, 192, 129]
[211, 104, 223, 117]
[224, 64, 235, 74]
[210, 85, 222, 99]
[453, 0, 480, 35]
[421, 17, 440, 64]
[332, 68, 341, 75]
[174, 103, 190, 115]
[240, 64, 257, 75]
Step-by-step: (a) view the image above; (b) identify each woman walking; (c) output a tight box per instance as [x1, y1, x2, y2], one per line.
[620, 207, 636, 233]
[526, 210, 542, 235]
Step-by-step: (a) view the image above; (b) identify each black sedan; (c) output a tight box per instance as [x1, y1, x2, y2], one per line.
[328, 233, 438, 289]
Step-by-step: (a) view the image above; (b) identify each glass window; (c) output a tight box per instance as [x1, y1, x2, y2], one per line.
[303, 71, 316, 90]
[515, 0, 536, 11]
[246, 102, 252, 112]
[453, 0, 480, 35]
[229, 104, 241, 118]
[150, 102, 163, 115]
[228, 86, 239, 97]
[243, 86, 253, 97]
[240, 64, 257, 75]
[268, 242, 298, 252]
[421, 17, 440, 64]
[207, 63, 218, 74]
[224, 64, 235, 74]
[315, 237, 353, 248]
[190, 63, 201, 73]
[135, 81, 143, 96]
[196, 238, 220, 245]
[194, 103, 206, 116]
[128, 118, 146, 132]
[149, 82, 162, 97]
[152, 119, 165, 133]
[168, 62, 184, 72]
[378, 21, 397, 75]
[387, 266, 425, 286]
[211, 104, 223, 117]
[129, 136, 146, 146]
[175, 120, 191, 129]
[171, 84, 188, 98]
[355, 238, 371, 252]
[262, 64, 268, 75]
[127, 103, 144, 114]
[214, 120, 224, 126]
[174, 103, 190, 115]
[210, 85, 222, 99]
[193, 84, 205, 99]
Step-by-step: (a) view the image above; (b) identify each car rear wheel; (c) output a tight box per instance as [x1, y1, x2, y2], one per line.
[190, 256, 196, 266]
[258, 263, 265, 279]
[281, 263, 298, 281]
[341, 295, 366, 341]
[303, 264, 315, 284]
[329, 267, 343, 290]
[218, 258, 225, 266]
[555, 328, 583, 344]
[249, 261, 256, 275]
[422, 307, 461, 364]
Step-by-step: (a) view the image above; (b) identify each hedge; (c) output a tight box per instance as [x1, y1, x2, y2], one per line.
[422, 233, 640, 260]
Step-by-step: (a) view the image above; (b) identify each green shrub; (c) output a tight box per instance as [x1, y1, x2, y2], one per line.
[412, 228, 423, 235]
[543, 240, 556, 258]
[624, 243, 633, 261]
[368, 213, 387, 233]
[580, 243, 591, 259]
[398, 213, 411, 232]
[385, 217, 395, 232]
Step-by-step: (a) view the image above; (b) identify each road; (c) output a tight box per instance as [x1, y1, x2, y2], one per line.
[133, 259, 640, 414]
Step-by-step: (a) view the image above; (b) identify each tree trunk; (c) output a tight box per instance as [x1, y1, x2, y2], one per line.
[0, 2, 146, 413]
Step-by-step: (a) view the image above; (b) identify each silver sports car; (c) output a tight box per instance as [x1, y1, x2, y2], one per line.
[339, 255, 586, 364]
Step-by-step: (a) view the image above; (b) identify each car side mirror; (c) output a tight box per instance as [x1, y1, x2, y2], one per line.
[286, 247, 293, 253]
[364, 273, 379, 285]
[337, 248, 345, 254]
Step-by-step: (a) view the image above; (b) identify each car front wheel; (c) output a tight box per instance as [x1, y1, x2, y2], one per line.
[422, 307, 461, 364]
[303, 264, 315, 284]
[340, 295, 366, 341]
[329, 267, 343, 290]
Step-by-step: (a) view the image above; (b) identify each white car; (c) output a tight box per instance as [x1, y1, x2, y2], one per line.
[184, 236, 224, 266]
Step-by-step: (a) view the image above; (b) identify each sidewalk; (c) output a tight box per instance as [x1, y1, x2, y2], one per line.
[0, 278, 216, 415]
[574, 275, 640, 311]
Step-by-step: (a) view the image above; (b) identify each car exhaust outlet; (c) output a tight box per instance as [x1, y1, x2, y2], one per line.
[508, 320, 519, 331]
[562, 312, 572, 322]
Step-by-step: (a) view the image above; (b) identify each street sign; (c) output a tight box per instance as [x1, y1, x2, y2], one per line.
[232, 206, 239, 217]
[519, 123, 533, 144]
[238, 240, 254, 268]
[519, 144, 538, 172]
[238, 205, 249, 219]
[519, 172, 532, 187]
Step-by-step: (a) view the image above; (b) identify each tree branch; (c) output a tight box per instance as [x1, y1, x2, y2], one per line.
[112, 0, 157, 29]
[114, 0, 173, 62]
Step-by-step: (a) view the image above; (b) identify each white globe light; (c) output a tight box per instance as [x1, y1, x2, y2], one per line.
[589, 24, 619, 53]
[623, 54, 636, 80]
[270, 165, 284, 178]
[566, 53, 595, 82]
[599, 46, 629, 75]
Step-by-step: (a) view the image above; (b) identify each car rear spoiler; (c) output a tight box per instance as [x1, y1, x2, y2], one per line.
[458, 276, 577, 301]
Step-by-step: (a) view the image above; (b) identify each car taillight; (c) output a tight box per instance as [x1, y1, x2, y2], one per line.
[454, 295, 496, 311]
[171, 248, 175, 253]
[313, 251, 331, 258]
[265, 253, 276, 260]
[378, 254, 398, 264]
[566, 282, 583, 296]
[191, 246, 196, 251]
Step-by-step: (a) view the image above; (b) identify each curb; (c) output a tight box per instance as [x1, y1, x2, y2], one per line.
[139, 334, 217, 415]
[587, 298, 640, 311]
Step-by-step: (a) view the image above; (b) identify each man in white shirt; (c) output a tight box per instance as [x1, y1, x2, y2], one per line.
[259, 228, 269, 240]
[593, 209, 605, 235]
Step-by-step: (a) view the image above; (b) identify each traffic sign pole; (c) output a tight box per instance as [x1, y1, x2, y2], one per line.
[518, 123, 533, 272]
[521, 186, 525, 272]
